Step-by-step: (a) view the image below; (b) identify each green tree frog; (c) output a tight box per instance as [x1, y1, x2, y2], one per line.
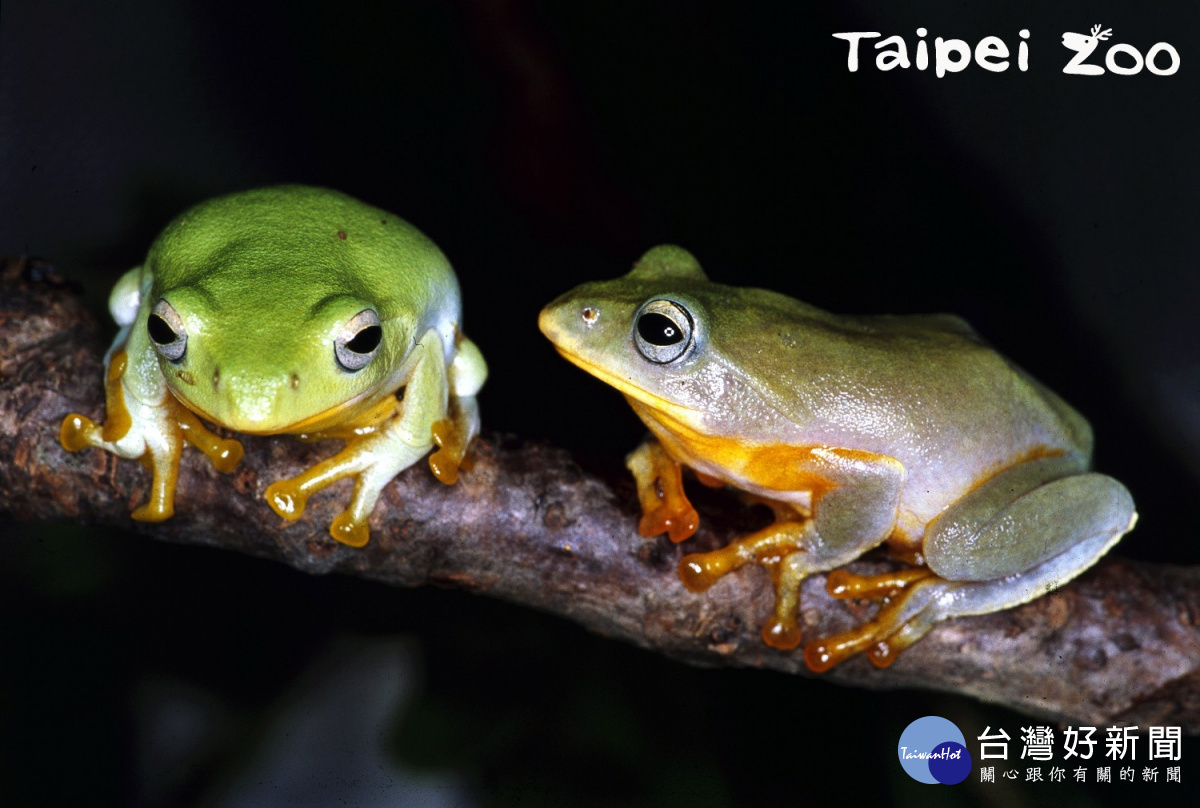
[539, 245, 1136, 671]
[61, 185, 487, 548]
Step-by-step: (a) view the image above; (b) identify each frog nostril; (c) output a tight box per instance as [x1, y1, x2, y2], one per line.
[581, 306, 599, 326]
[211, 367, 220, 389]
[290, 373, 301, 390]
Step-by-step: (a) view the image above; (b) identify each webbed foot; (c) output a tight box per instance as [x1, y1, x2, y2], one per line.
[678, 521, 810, 649]
[803, 567, 940, 671]
[429, 395, 480, 485]
[264, 446, 376, 547]
[266, 467, 376, 548]
[264, 400, 437, 548]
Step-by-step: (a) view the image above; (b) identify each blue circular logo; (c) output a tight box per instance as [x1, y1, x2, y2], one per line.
[897, 716, 972, 784]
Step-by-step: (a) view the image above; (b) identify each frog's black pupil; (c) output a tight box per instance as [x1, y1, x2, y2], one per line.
[346, 325, 382, 354]
[637, 312, 683, 346]
[148, 314, 177, 345]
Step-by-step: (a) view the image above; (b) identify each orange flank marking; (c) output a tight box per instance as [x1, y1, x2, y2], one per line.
[627, 395, 893, 500]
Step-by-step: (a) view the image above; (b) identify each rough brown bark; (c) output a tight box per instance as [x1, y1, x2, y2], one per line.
[2, 256, 1198, 732]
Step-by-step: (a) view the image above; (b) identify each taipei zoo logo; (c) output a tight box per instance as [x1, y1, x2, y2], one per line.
[834, 25, 1179, 77]
[898, 716, 973, 785]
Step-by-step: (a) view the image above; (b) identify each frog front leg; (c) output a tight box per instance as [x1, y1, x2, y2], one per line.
[265, 329, 453, 548]
[676, 446, 905, 650]
[61, 356, 245, 521]
[806, 454, 1137, 671]
[626, 438, 701, 543]
[60, 268, 243, 520]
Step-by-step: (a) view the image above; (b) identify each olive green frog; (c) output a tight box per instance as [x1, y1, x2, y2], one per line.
[539, 245, 1135, 670]
[61, 185, 486, 547]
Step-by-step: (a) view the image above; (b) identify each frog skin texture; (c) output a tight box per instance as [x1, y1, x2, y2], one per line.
[539, 245, 1136, 671]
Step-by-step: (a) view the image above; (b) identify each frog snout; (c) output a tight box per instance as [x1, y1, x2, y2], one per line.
[208, 364, 300, 391]
[537, 304, 562, 341]
[205, 368, 306, 428]
[538, 298, 600, 344]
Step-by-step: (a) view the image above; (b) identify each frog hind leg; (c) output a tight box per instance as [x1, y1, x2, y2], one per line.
[626, 438, 700, 543]
[428, 335, 486, 486]
[805, 455, 1137, 672]
[681, 448, 906, 651]
[428, 397, 477, 485]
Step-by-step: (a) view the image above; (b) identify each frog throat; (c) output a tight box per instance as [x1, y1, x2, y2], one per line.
[167, 383, 384, 436]
[549, 345, 701, 418]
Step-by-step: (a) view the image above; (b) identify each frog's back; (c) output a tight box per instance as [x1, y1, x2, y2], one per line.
[146, 185, 457, 321]
[707, 287, 1093, 472]
[850, 310, 1092, 456]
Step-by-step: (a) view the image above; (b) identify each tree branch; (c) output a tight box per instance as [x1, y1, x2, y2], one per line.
[3, 256, 1198, 732]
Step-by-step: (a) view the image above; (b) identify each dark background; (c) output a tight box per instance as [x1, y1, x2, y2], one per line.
[2, 1, 1198, 805]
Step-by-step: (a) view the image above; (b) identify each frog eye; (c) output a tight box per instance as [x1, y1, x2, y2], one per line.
[148, 299, 187, 362]
[335, 309, 383, 372]
[634, 299, 694, 364]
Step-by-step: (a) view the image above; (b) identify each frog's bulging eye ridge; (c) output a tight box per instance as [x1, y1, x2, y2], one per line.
[149, 299, 187, 362]
[335, 309, 382, 372]
[634, 299, 694, 364]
